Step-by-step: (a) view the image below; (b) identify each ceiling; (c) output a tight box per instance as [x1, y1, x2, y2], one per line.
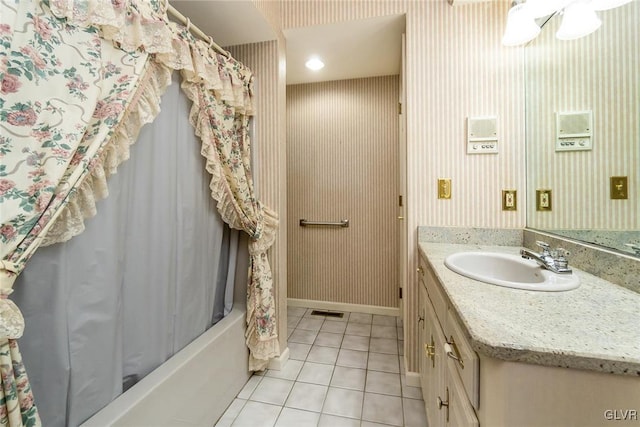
[169, 2, 405, 85]
[170, 1, 276, 47]
[284, 15, 405, 85]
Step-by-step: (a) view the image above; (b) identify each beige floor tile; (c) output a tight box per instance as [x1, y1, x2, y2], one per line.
[275, 407, 320, 427]
[330, 366, 366, 391]
[336, 349, 369, 369]
[284, 382, 328, 413]
[322, 387, 364, 419]
[362, 393, 403, 426]
[365, 371, 402, 396]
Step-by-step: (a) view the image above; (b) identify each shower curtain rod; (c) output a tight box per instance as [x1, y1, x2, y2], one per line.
[166, 3, 231, 58]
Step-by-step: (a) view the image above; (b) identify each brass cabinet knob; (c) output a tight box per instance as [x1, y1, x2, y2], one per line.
[424, 343, 435, 358]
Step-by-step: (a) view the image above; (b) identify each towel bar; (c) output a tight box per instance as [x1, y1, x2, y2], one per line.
[299, 219, 349, 228]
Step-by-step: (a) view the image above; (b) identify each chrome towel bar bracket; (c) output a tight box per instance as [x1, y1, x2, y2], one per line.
[299, 219, 349, 228]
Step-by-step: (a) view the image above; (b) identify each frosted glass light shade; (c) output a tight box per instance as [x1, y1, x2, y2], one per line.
[590, 0, 633, 11]
[556, 1, 602, 40]
[502, 4, 541, 46]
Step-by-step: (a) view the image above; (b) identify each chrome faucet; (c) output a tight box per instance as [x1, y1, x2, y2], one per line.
[520, 241, 572, 274]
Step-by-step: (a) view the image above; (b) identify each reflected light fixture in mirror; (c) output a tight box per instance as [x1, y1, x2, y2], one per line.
[502, 0, 630, 46]
[556, 1, 602, 40]
[305, 57, 325, 71]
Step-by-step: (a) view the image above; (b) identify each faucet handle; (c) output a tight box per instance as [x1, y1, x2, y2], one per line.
[554, 248, 570, 269]
[536, 241, 550, 253]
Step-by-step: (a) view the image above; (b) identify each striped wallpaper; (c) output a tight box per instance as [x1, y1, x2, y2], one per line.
[287, 76, 400, 308]
[282, 0, 406, 29]
[526, 2, 639, 231]
[281, 0, 526, 373]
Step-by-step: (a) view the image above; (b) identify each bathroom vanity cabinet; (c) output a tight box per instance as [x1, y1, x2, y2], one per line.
[417, 246, 640, 427]
[418, 255, 478, 427]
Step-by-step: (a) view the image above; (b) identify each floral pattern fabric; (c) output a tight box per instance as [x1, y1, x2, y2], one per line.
[0, 1, 280, 424]
[1, 0, 151, 425]
[182, 78, 280, 370]
[1, 0, 148, 276]
[0, 340, 38, 427]
[48, 0, 279, 369]
[0, 0, 149, 301]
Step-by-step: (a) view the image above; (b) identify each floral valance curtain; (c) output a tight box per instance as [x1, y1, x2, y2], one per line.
[1, 1, 278, 422]
[47, 0, 280, 370]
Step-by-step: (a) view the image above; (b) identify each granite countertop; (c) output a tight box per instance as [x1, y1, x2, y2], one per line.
[419, 242, 640, 377]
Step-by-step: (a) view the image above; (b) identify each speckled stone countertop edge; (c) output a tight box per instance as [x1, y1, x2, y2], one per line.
[418, 242, 640, 377]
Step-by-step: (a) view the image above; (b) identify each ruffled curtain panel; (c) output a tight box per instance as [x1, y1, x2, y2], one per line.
[0, 0, 279, 423]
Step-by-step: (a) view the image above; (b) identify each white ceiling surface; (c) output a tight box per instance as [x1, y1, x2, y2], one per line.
[169, 1, 276, 47]
[168, 2, 405, 85]
[285, 15, 405, 85]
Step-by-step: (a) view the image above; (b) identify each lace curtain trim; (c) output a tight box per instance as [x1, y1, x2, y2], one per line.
[49, 0, 254, 114]
[42, 61, 172, 245]
[45, 0, 279, 370]
[43, 0, 256, 245]
[247, 206, 280, 371]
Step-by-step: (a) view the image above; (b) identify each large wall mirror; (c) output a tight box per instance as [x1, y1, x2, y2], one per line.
[525, 1, 639, 257]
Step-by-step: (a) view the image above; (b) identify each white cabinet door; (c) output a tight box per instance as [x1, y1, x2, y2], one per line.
[425, 299, 445, 427]
[445, 363, 480, 427]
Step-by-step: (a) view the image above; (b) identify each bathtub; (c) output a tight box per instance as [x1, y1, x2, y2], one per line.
[82, 307, 250, 426]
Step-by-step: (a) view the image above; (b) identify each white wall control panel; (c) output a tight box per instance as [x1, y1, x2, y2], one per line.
[556, 110, 592, 151]
[467, 116, 498, 154]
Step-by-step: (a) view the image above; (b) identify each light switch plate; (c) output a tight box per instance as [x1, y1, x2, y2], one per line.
[438, 179, 451, 199]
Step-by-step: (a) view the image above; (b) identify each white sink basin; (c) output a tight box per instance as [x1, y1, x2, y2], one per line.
[444, 251, 580, 291]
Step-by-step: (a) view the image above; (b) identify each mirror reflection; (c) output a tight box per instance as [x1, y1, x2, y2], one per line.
[525, 1, 639, 257]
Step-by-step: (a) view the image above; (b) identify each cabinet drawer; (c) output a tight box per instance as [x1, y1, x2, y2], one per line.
[445, 309, 479, 410]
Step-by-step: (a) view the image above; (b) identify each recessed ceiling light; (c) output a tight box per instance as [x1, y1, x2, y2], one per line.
[305, 57, 325, 71]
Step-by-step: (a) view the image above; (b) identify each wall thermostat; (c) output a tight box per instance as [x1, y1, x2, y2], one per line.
[467, 116, 498, 154]
[556, 110, 592, 151]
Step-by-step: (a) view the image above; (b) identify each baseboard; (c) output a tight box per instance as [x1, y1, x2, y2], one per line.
[287, 298, 400, 317]
[268, 346, 289, 371]
[405, 370, 421, 388]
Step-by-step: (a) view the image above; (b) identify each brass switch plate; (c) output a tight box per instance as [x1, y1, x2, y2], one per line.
[502, 190, 517, 211]
[610, 176, 628, 199]
[438, 179, 451, 199]
[536, 189, 552, 211]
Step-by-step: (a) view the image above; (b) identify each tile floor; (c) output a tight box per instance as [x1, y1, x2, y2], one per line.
[215, 306, 428, 427]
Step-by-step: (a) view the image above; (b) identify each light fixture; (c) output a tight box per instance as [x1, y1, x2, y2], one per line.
[305, 57, 324, 71]
[590, 0, 633, 11]
[502, 0, 630, 46]
[556, 1, 602, 40]
[502, 3, 541, 46]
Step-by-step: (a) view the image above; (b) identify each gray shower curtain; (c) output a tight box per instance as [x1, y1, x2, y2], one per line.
[11, 72, 240, 427]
